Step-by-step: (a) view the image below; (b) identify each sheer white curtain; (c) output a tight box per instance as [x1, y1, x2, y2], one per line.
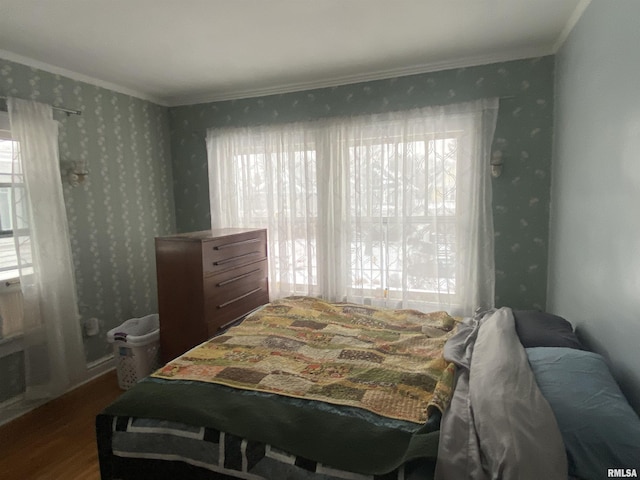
[207, 99, 498, 316]
[8, 98, 86, 399]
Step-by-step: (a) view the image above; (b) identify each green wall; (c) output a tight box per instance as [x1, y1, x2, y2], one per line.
[169, 56, 555, 310]
[0, 59, 176, 367]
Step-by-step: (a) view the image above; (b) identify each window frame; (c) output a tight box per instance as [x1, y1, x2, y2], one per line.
[343, 131, 462, 305]
[0, 111, 26, 287]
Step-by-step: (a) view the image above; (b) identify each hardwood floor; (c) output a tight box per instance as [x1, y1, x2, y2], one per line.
[0, 370, 122, 480]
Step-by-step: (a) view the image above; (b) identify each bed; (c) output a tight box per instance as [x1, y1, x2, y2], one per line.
[96, 297, 640, 480]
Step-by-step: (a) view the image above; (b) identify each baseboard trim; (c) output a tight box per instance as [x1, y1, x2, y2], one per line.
[87, 354, 115, 376]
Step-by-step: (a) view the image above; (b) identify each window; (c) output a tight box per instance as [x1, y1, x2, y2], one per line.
[348, 135, 459, 303]
[0, 98, 85, 402]
[232, 148, 318, 291]
[0, 112, 27, 341]
[208, 99, 498, 315]
[0, 113, 30, 284]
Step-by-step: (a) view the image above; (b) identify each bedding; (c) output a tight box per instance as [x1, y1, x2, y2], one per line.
[98, 296, 457, 480]
[435, 307, 567, 480]
[97, 300, 638, 480]
[152, 296, 456, 424]
[527, 347, 640, 480]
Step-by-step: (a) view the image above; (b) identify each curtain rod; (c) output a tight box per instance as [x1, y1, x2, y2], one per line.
[0, 96, 82, 116]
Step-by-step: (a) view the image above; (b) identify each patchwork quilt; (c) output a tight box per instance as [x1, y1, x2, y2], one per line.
[153, 296, 457, 424]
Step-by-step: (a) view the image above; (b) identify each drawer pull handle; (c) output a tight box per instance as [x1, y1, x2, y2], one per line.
[217, 268, 262, 286]
[218, 288, 262, 309]
[213, 251, 261, 265]
[214, 238, 261, 250]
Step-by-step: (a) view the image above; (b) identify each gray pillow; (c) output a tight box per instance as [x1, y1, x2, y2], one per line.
[513, 310, 584, 350]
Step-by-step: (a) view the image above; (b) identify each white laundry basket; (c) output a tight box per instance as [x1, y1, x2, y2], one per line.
[107, 314, 161, 390]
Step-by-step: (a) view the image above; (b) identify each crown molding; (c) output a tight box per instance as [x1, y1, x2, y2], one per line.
[166, 46, 552, 107]
[0, 49, 168, 106]
[1, 43, 557, 109]
[552, 0, 591, 53]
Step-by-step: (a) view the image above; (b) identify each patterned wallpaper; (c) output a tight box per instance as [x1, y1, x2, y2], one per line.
[169, 56, 555, 311]
[0, 58, 176, 367]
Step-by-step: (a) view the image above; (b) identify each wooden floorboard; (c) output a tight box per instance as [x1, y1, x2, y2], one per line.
[0, 370, 122, 480]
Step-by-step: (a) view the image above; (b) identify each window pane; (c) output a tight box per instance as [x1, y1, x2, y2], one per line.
[0, 138, 14, 184]
[0, 185, 28, 233]
[0, 187, 11, 231]
[0, 236, 19, 280]
[428, 137, 457, 216]
[348, 136, 459, 300]
[233, 148, 318, 290]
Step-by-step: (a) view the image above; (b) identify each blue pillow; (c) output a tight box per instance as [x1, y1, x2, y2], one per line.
[526, 347, 640, 480]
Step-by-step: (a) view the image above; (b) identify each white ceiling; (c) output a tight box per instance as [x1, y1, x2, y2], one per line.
[0, 0, 589, 107]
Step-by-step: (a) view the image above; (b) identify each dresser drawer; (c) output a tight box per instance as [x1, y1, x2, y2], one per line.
[202, 231, 267, 274]
[204, 259, 267, 305]
[206, 286, 269, 334]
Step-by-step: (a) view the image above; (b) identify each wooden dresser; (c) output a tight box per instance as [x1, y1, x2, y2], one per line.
[155, 228, 269, 362]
